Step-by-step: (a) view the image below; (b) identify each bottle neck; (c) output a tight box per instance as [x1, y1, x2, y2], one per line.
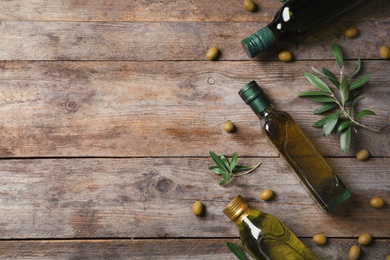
[234, 207, 252, 225]
[258, 104, 275, 118]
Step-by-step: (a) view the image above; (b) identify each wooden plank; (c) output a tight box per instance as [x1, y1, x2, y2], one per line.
[0, 61, 388, 158]
[0, 238, 389, 259]
[0, 158, 388, 239]
[0, 20, 388, 61]
[0, 0, 388, 22]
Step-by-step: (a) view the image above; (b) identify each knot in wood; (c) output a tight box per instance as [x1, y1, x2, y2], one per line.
[156, 178, 174, 193]
[65, 99, 79, 112]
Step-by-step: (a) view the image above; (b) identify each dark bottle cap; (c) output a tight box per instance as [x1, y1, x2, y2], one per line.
[238, 81, 271, 115]
[241, 27, 277, 58]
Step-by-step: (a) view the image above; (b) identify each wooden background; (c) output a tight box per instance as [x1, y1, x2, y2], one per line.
[0, 0, 389, 259]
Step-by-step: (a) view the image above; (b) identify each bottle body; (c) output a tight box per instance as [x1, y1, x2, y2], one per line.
[224, 195, 317, 260]
[242, 0, 368, 58]
[259, 106, 350, 212]
[238, 81, 350, 212]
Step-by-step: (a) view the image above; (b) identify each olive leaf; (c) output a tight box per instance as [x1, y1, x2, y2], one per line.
[300, 43, 380, 154]
[332, 43, 344, 69]
[226, 242, 248, 260]
[340, 126, 352, 154]
[209, 151, 261, 185]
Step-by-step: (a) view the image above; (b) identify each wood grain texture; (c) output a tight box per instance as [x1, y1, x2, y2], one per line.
[0, 0, 389, 258]
[0, 61, 388, 158]
[0, 158, 388, 239]
[0, 238, 389, 259]
[0, 0, 388, 22]
[0, 20, 389, 61]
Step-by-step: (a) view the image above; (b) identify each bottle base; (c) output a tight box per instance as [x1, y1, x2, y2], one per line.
[322, 188, 351, 213]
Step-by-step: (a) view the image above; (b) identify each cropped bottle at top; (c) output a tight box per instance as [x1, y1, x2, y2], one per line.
[242, 0, 368, 58]
[238, 81, 350, 212]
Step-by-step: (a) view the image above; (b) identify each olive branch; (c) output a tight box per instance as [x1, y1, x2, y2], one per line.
[299, 43, 379, 154]
[208, 151, 261, 185]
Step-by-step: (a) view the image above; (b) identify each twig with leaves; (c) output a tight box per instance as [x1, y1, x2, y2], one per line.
[208, 151, 261, 185]
[299, 43, 379, 154]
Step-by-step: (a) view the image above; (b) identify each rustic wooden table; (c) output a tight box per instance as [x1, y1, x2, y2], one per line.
[0, 0, 389, 259]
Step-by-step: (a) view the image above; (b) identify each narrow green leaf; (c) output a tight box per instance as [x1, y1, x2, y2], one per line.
[229, 152, 238, 172]
[219, 179, 228, 185]
[209, 151, 227, 171]
[349, 58, 361, 77]
[312, 114, 335, 127]
[304, 72, 332, 93]
[299, 91, 331, 97]
[340, 76, 349, 106]
[307, 96, 336, 103]
[340, 126, 351, 154]
[322, 111, 340, 137]
[226, 242, 248, 260]
[332, 43, 344, 69]
[349, 75, 371, 90]
[336, 120, 354, 133]
[357, 109, 376, 120]
[220, 155, 231, 171]
[350, 95, 365, 117]
[322, 68, 340, 88]
[313, 103, 337, 114]
[209, 166, 225, 175]
[222, 171, 232, 184]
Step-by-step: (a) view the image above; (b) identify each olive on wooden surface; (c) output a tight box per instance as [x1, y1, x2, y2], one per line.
[358, 233, 372, 246]
[192, 201, 205, 216]
[345, 27, 359, 38]
[223, 121, 236, 133]
[278, 51, 293, 62]
[349, 245, 361, 260]
[356, 149, 369, 161]
[260, 189, 274, 201]
[386, 254, 390, 260]
[206, 46, 220, 60]
[312, 233, 327, 246]
[370, 197, 385, 209]
[379, 45, 390, 59]
[244, 0, 257, 12]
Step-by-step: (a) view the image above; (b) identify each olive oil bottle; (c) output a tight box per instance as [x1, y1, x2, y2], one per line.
[224, 195, 317, 260]
[239, 81, 350, 212]
[242, 0, 368, 58]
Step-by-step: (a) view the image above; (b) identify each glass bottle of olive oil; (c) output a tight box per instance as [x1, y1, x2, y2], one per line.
[242, 0, 368, 58]
[239, 81, 350, 212]
[224, 195, 317, 260]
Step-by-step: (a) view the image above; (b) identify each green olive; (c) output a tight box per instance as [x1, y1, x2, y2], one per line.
[379, 45, 390, 59]
[223, 121, 236, 133]
[278, 51, 293, 62]
[260, 189, 274, 201]
[349, 245, 361, 260]
[244, 0, 257, 12]
[206, 47, 220, 61]
[358, 233, 372, 246]
[312, 233, 327, 246]
[370, 197, 385, 209]
[356, 149, 369, 161]
[386, 254, 390, 260]
[345, 27, 359, 38]
[192, 201, 205, 216]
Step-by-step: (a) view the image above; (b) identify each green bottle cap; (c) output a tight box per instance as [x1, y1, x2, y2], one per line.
[239, 80, 271, 114]
[241, 27, 277, 58]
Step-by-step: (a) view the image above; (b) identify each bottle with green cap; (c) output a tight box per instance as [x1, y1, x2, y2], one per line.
[242, 0, 368, 58]
[224, 195, 317, 260]
[239, 81, 350, 212]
